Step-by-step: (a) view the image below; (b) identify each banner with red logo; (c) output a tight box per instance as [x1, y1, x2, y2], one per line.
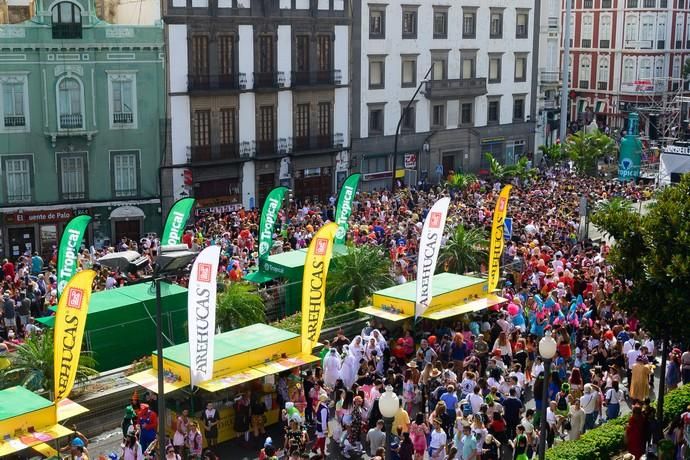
[188, 245, 221, 386]
[53, 269, 96, 403]
[301, 222, 338, 353]
[487, 185, 512, 292]
[415, 197, 450, 319]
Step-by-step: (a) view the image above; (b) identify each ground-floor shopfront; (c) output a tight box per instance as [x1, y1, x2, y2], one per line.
[0, 199, 161, 261]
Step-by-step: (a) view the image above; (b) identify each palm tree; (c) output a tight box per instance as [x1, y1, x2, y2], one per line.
[504, 157, 538, 183]
[592, 197, 635, 240]
[538, 143, 565, 166]
[564, 131, 617, 176]
[327, 244, 394, 308]
[484, 153, 506, 181]
[0, 333, 98, 395]
[445, 172, 477, 191]
[438, 225, 488, 274]
[216, 281, 266, 331]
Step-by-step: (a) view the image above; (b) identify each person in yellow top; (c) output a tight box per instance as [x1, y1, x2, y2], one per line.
[629, 356, 653, 402]
[394, 400, 411, 435]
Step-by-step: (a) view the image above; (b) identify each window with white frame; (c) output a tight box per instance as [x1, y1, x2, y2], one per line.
[4, 156, 32, 203]
[623, 58, 635, 83]
[641, 15, 654, 43]
[600, 15, 612, 41]
[58, 77, 83, 129]
[59, 153, 86, 200]
[1, 76, 28, 130]
[568, 15, 575, 45]
[582, 14, 593, 47]
[111, 151, 138, 197]
[625, 15, 638, 42]
[598, 57, 609, 83]
[675, 17, 683, 47]
[108, 73, 136, 128]
[638, 58, 652, 80]
[579, 57, 591, 88]
[673, 57, 681, 78]
[657, 15, 666, 44]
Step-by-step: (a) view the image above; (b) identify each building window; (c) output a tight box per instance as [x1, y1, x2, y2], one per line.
[460, 102, 473, 125]
[58, 77, 83, 130]
[461, 52, 476, 79]
[462, 11, 476, 39]
[368, 105, 384, 135]
[623, 58, 635, 83]
[4, 156, 32, 203]
[643, 0, 654, 6]
[294, 35, 310, 84]
[51, 2, 81, 39]
[513, 97, 525, 121]
[433, 9, 447, 39]
[59, 153, 86, 200]
[641, 15, 655, 43]
[602, 0, 612, 7]
[362, 157, 388, 174]
[369, 57, 385, 89]
[1, 77, 27, 129]
[490, 10, 503, 38]
[431, 103, 445, 128]
[597, 57, 609, 90]
[514, 54, 527, 82]
[579, 56, 591, 89]
[584, 0, 593, 6]
[193, 110, 211, 148]
[516, 11, 529, 39]
[488, 99, 500, 124]
[401, 57, 416, 88]
[220, 108, 236, 146]
[295, 104, 310, 143]
[639, 58, 652, 80]
[402, 8, 417, 38]
[625, 16, 638, 42]
[600, 14, 612, 48]
[111, 151, 138, 198]
[218, 35, 235, 77]
[627, 0, 638, 7]
[191, 35, 209, 77]
[489, 55, 502, 83]
[582, 14, 593, 48]
[431, 57, 447, 80]
[258, 106, 275, 141]
[400, 104, 415, 133]
[108, 73, 136, 128]
[257, 35, 275, 74]
[318, 102, 332, 138]
[369, 8, 385, 39]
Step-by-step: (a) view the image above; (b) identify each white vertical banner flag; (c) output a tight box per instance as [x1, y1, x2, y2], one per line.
[415, 197, 451, 319]
[188, 245, 221, 386]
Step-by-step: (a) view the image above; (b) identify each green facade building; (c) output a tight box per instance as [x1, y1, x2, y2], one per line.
[0, 0, 164, 259]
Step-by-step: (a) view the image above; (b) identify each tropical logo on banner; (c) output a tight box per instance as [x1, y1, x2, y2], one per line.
[487, 185, 512, 292]
[57, 215, 91, 297]
[54, 269, 96, 403]
[301, 222, 338, 353]
[162, 198, 195, 246]
[334, 173, 361, 244]
[258, 187, 288, 263]
[415, 197, 451, 319]
[188, 245, 221, 386]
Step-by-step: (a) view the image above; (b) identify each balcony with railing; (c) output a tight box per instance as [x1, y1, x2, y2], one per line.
[423, 78, 487, 100]
[291, 69, 342, 87]
[540, 69, 560, 86]
[4, 115, 25, 127]
[189, 145, 212, 162]
[219, 142, 240, 160]
[255, 139, 277, 157]
[291, 133, 340, 153]
[59, 113, 83, 129]
[113, 112, 134, 124]
[188, 73, 242, 92]
[254, 71, 279, 89]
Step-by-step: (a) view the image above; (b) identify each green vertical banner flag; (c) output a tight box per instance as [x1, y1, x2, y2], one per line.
[162, 197, 195, 246]
[334, 173, 361, 244]
[258, 186, 288, 263]
[57, 215, 91, 297]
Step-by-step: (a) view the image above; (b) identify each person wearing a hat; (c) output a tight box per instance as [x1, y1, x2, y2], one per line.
[69, 437, 89, 460]
[122, 426, 143, 460]
[121, 405, 137, 438]
[313, 392, 330, 456]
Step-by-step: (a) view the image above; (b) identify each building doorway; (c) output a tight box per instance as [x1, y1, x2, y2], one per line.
[257, 173, 275, 206]
[7, 227, 35, 259]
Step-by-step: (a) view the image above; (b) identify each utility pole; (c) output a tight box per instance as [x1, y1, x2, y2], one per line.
[559, 0, 572, 145]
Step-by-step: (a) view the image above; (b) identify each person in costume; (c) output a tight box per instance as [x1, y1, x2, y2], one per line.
[323, 347, 342, 388]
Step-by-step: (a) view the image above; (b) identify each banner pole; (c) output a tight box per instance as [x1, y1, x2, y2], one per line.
[155, 276, 166, 454]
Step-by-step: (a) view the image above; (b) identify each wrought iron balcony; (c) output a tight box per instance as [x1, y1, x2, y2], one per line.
[254, 72, 278, 89]
[423, 78, 487, 100]
[540, 69, 561, 85]
[189, 145, 212, 162]
[255, 139, 276, 156]
[113, 112, 134, 124]
[4, 115, 25, 127]
[188, 73, 241, 91]
[59, 113, 83, 129]
[219, 142, 240, 160]
[291, 70, 340, 87]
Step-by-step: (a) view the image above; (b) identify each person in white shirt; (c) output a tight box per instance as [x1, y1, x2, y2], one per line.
[626, 343, 642, 388]
[429, 418, 447, 459]
[580, 384, 600, 432]
[468, 386, 484, 415]
[622, 336, 637, 355]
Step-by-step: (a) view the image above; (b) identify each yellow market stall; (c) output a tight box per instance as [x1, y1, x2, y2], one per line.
[127, 323, 319, 445]
[358, 272, 508, 321]
[0, 386, 88, 457]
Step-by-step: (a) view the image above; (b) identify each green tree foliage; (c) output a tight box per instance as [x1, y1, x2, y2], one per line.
[591, 197, 635, 239]
[563, 131, 617, 176]
[0, 333, 98, 395]
[444, 172, 477, 191]
[327, 244, 394, 308]
[539, 143, 566, 165]
[484, 153, 537, 183]
[591, 174, 690, 434]
[216, 281, 266, 331]
[437, 224, 488, 275]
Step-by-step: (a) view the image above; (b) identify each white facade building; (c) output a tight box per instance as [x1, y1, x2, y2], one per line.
[536, 0, 563, 150]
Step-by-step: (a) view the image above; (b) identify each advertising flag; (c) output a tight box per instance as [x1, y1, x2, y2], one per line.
[54, 269, 96, 403]
[57, 215, 91, 297]
[487, 185, 512, 292]
[301, 222, 338, 353]
[161, 197, 195, 246]
[258, 186, 288, 263]
[334, 173, 361, 244]
[188, 245, 221, 386]
[415, 197, 451, 318]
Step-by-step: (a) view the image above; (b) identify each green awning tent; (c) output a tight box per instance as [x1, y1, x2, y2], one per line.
[36, 283, 188, 371]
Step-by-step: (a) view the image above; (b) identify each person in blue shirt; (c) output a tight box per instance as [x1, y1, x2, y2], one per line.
[439, 384, 458, 438]
[31, 252, 43, 275]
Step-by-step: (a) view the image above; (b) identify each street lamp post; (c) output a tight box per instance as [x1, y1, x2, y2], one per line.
[391, 65, 434, 193]
[538, 331, 558, 460]
[379, 385, 400, 460]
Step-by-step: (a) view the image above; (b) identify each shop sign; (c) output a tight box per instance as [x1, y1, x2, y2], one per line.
[404, 153, 417, 169]
[5, 209, 74, 225]
[363, 171, 393, 181]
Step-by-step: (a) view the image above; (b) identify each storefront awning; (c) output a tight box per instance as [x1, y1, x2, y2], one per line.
[56, 398, 89, 422]
[0, 423, 72, 457]
[197, 352, 320, 393]
[357, 306, 414, 322]
[126, 369, 189, 395]
[421, 295, 508, 321]
[32, 442, 59, 457]
[244, 270, 276, 284]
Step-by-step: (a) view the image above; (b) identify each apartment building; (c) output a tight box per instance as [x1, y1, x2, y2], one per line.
[164, 0, 350, 211]
[351, 0, 538, 189]
[536, 0, 563, 148]
[566, 0, 690, 138]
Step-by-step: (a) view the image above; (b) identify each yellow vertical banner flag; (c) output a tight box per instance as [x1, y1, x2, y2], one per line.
[53, 269, 96, 403]
[301, 222, 338, 353]
[487, 185, 512, 293]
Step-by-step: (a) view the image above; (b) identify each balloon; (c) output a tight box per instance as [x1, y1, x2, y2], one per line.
[508, 303, 519, 316]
